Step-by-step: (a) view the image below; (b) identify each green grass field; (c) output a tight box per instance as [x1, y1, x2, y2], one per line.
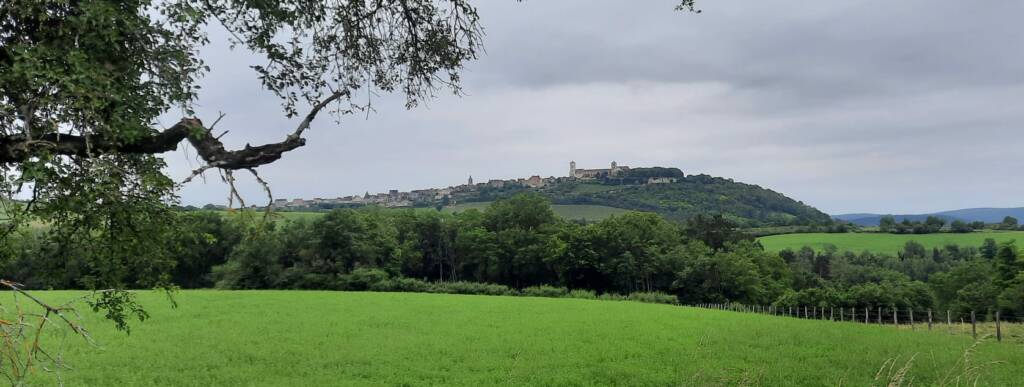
[21, 291, 1024, 386]
[758, 231, 1024, 254]
[444, 201, 635, 222]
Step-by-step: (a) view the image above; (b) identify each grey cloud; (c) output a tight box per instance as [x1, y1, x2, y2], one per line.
[168, 0, 1024, 215]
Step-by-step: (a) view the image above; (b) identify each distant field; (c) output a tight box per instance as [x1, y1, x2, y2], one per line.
[758, 231, 1024, 254]
[22, 291, 1024, 386]
[444, 201, 635, 222]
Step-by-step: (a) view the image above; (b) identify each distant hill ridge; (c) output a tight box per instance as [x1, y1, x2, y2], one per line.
[255, 162, 833, 228]
[478, 172, 833, 228]
[834, 207, 1024, 226]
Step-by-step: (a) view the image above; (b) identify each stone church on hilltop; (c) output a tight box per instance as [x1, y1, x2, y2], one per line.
[569, 161, 630, 179]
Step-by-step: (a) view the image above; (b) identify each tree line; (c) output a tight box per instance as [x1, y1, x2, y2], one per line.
[2, 193, 1021, 317]
[878, 215, 1020, 234]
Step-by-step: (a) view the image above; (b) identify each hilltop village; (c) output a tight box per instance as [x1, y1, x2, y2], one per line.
[266, 162, 682, 210]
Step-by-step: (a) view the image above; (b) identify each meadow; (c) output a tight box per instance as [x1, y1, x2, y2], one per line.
[22, 291, 1024, 386]
[758, 231, 1024, 254]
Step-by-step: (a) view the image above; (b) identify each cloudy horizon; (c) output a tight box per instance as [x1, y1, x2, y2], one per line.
[165, 0, 1024, 215]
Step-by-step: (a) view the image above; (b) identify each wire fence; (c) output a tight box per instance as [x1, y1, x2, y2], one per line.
[691, 303, 1024, 343]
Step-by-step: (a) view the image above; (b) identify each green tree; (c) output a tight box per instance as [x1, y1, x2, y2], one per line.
[590, 212, 684, 292]
[997, 272, 1024, 316]
[1001, 216, 1019, 230]
[950, 220, 972, 233]
[212, 230, 285, 289]
[0, 0, 487, 334]
[930, 260, 999, 315]
[672, 241, 780, 305]
[483, 194, 565, 287]
[168, 211, 242, 288]
[313, 209, 400, 276]
[879, 216, 897, 233]
[995, 241, 1020, 285]
[683, 214, 750, 250]
[924, 216, 946, 233]
[981, 238, 999, 260]
[898, 241, 927, 261]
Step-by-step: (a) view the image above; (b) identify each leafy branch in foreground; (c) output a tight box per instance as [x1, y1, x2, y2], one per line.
[0, 280, 132, 385]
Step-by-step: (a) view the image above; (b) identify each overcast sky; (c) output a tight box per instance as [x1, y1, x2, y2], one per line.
[165, 0, 1024, 215]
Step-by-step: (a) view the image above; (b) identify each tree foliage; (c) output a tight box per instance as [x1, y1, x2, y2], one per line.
[12, 194, 1021, 318]
[0, 0, 486, 328]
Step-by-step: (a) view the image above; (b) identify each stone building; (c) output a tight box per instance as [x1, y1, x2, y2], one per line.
[569, 161, 630, 179]
[526, 175, 544, 188]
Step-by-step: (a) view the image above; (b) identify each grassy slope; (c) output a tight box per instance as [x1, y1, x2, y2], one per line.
[758, 231, 1024, 254]
[445, 201, 634, 222]
[27, 291, 1024, 386]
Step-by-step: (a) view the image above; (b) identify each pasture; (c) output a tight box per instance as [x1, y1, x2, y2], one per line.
[758, 231, 1024, 254]
[23, 291, 1024, 386]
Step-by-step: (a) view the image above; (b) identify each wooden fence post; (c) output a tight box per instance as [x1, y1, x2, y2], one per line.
[830, 307, 834, 321]
[893, 307, 898, 326]
[804, 306, 808, 319]
[840, 308, 844, 322]
[996, 311, 1002, 342]
[910, 309, 914, 331]
[948, 310, 953, 334]
[878, 307, 882, 325]
[971, 311, 977, 340]
[928, 309, 932, 331]
[865, 307, 869, 324]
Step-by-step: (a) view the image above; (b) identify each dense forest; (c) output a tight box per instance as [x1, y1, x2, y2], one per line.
[558, 174, 834, 227]
[2, 194, 1021, 317]
[468, 174, 834, 227]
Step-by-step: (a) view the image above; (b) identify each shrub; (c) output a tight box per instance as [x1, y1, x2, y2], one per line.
[566, 289, 597, 300]
[338, 268, 390, 291]
[522, 285, 569, 298]
[370, 277, 432, 293]
[433, 281, 516, 296]
[598, 293, 627, 302]
[627, 292, 679, 305]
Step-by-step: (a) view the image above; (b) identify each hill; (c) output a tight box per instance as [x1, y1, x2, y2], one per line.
[758, 230, 1024, 254]
[262, 167, 832, 227]
[466, 174, 832, 227]
[835, 207, 1024, 226]
[29, 291, 1023, 386]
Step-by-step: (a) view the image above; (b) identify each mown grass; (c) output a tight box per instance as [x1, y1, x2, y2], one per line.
[758, 231, 1024, 254]
[21, 291, 1024, 386]
[445, 201, 635, 222]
